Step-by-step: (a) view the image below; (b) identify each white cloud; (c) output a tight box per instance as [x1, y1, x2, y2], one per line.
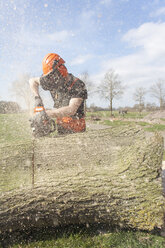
[100, 0, 112, 5]
[122, 22, 165, 58]
[78, 9, 96, 31]
[150, 7, 165, 17]
[13, 29, 72, 47]
[47, 30, 71, 42]
[6, 27, 74, 80]
[70, 54, 93, 65]
[102, 22, 165, 81]
[92, 22, 165, 107]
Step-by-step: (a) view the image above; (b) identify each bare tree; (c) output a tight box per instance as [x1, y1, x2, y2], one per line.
[79, 71, 93, 96]
[133, 87, 146, 113]
[98, 69, 124, 116]
[10, 73, 33, 111]
[146, 102, 158, 112]
[150, 79, 165, 110]
[79, 71, 94, 113]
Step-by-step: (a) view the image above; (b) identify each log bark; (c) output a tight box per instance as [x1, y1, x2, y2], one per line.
[0, 126, 164, 234]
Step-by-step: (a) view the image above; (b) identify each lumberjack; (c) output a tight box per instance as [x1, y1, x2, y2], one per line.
[29, 53, 87, 135]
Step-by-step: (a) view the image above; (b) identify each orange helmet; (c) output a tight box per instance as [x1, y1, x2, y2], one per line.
[42, 53, 68, 77]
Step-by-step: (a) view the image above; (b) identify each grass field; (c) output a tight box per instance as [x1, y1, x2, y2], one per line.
[1, 226, 165, 248]
[86, 110, 148, 119]
[0, 112, 165, 248]
[0, 113, 32, 143]
[86, 110, 165, 132]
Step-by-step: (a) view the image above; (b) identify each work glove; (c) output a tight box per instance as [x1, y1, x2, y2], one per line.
[35, 96, 43, 107]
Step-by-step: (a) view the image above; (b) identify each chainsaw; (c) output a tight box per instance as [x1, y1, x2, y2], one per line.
[29, 96, 56, 138]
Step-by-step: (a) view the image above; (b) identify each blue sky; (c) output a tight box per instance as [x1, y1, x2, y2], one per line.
[1, 0, 165, 108]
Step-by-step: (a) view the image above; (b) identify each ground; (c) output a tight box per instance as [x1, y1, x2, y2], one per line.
[1, 112, 165, 247]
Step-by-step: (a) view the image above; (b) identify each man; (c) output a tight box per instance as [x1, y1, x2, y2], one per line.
[29, 53, 87, 134]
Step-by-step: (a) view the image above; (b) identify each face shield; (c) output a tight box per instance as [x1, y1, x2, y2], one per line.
[40, 69, 63, 91]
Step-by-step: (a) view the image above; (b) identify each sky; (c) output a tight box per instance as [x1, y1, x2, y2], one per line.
[0, 0, 165, 108]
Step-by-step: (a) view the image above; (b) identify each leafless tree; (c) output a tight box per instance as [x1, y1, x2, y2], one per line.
[79, 71, 94, 95]
[10, 73, 33, 111]
[98, 69, 125, 116]
[133, 87, 146, 113]
[150, 79, 165, 110]
[146, 102, 158, 112]
[79, 71, 94, 113]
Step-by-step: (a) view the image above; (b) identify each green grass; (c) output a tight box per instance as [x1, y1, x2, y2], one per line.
[101, 119, 132, 127]
[1, 226, 165, 248]
[0, 113, 32, 143]
[144, 124, 165, 132]
[87, 110, 165, 132]
[136, 121, 149, 127]
[98, 119, 165, 133]
[87, 113, 165, 133]
[163, 151, 165, 160]
[86, 110, 149, 119]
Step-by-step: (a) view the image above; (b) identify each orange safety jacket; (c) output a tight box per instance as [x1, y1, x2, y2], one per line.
[56, 116, 86, 133]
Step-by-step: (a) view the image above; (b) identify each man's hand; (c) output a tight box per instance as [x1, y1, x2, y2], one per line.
[35, 96, 43, 107]
[29, 109, 56, 137]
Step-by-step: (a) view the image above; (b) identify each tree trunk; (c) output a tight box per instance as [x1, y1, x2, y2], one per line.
[160, 97, 163, 111]
[0, 126, 164, 234]
[110, 98, 113, 116]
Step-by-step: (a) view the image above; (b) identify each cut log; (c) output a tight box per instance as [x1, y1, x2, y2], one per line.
[0, 126, 164, 234]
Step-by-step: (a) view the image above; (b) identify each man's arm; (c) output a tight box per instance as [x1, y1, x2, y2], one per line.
[29, 77, 40, 97]
[46, 98, 83, 118]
